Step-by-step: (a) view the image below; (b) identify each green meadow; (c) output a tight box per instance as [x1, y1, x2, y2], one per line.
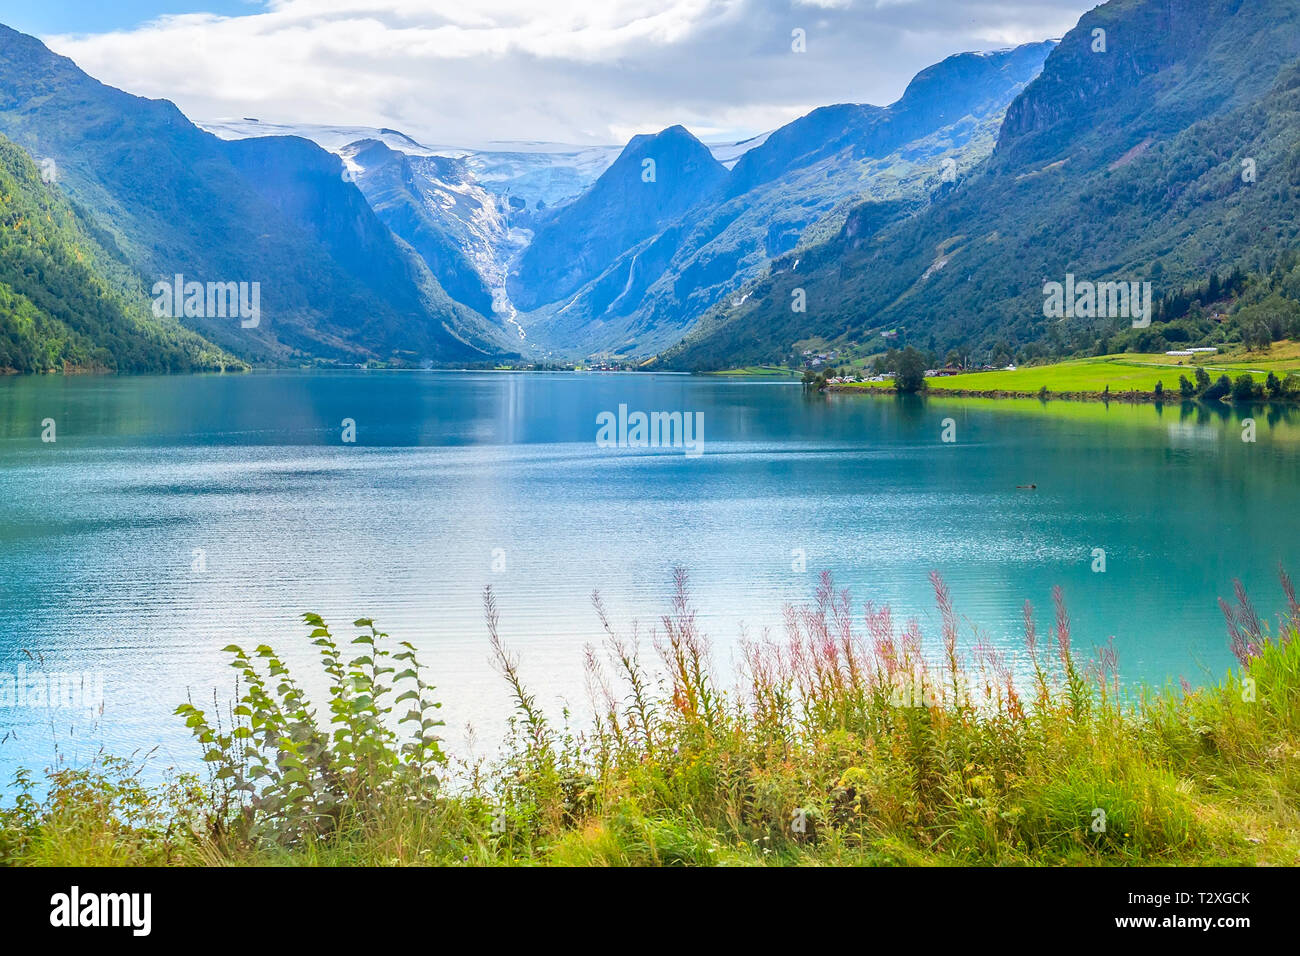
[846, 345, 1300, 397]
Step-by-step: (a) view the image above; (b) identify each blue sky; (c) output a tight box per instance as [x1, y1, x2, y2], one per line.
[4, 1, 1095, 145]
[0, 1, 262, 35]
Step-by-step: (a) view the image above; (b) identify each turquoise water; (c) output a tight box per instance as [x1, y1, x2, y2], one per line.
[0, 370, 1296, 783]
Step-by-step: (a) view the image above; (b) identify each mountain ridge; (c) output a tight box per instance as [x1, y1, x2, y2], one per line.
[0, 23, 507, 366]
[657, 0, 1300, 370]
[521, 40, 1055, 359]
[0, 134, 235, 373]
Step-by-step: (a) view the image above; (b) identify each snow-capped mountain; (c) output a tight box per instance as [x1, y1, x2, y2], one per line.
[201, 120, 767, 211]
[199, 119, 772, 348]
[338, 138, 526, 338]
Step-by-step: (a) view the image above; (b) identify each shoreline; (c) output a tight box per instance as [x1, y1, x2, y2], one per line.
[827, 383, 1296, 406]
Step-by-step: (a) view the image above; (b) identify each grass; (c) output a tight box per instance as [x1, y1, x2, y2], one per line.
[2, 570, 1298, 867]
[705, 365, 800, 377]
[846, 343, 1300, 397]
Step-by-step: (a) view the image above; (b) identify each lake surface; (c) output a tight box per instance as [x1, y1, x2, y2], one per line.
[1, 370, 1297, 784]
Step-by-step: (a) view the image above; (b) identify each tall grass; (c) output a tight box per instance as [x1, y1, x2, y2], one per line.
[3, 570, 1298, 866]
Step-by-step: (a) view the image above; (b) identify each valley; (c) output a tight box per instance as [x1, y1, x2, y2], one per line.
[1, 0, 1299, 391]
[196, 43, 1054, 365]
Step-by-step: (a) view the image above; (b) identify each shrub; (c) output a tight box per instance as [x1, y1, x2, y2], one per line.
[1202, 374, 1232, 401]
[5, 570, 1300, 867]
[174, 615, 447, 848]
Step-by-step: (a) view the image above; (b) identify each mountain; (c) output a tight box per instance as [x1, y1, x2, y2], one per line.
[507, 125, 729, 314]
[521, 42, 1054, 358]
[0, 24, 506, 365]
[202, 120, 770, 211]
[659, 0, 1300, 370]
[202, 121, 625, 212]
[338, 139, 506, 321]
[220, 134, 509, 358]
[205, 121, 770, 357]
[0, 135, 233, 373]
[726, 42, 1056, 198]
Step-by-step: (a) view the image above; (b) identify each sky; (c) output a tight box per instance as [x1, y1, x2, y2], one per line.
[1, 0, 1098, 146]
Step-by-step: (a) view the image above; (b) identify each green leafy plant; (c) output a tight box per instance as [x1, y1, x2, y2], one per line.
[174, 614, 446, 847]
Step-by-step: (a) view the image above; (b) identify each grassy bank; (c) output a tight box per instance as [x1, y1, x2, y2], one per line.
[840, 345, 1300, 400]
[2, 572, 1298, 867]
[704, 365, 801, 378]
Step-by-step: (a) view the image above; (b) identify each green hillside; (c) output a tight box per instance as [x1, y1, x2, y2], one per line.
[0, 24, 504, 366]
[659, 0, 1300, 370]
[525, 44, 1053, 359]
[0, 136, 233, 373]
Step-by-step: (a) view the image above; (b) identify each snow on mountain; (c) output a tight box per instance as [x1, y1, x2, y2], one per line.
[708, 132, 773, 168]
[198, 118, 772, 348]
[200, 120, 768, 210]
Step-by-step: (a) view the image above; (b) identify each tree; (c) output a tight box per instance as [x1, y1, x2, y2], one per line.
[1243, 320, 1272, 352]
[894, 347, 927, 393]
[1203, 374, 1232, 401]
[1232, 373, 1258, 401]
[1154, 380, 1164, 399]
[1266, 370, 1282, 398]
[1194, 366, 1212, 394]
[1179, 375, 1196, 398]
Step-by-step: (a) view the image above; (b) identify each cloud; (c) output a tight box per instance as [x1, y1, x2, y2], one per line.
[42, 0, 1094, 145]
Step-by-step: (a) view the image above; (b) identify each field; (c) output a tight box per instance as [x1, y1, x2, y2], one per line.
[846, 344, 1300, 396]
[706, 365, 801, 378]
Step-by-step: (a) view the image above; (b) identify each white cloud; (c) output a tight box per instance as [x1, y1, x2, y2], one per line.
[42, 0, 1094, 146]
